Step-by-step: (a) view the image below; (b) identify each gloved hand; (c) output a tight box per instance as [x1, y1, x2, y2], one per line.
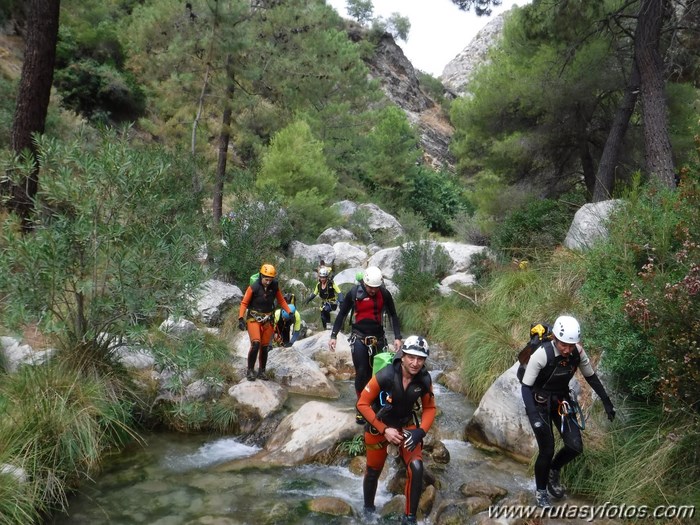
[238, 318, 246, 331]
[402, 428, 425, 451]
[602, 397, 616, 421]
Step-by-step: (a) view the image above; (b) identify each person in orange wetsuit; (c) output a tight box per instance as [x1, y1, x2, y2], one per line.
[356, 336, 436, 525]
[238, 263, 293, 381]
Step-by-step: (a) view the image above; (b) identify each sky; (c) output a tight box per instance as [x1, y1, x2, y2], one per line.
[327, 0, 529, 77]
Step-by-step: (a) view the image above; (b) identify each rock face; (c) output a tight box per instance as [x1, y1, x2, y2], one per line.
[347, 26, 455, 171]
[441, 12, 508, 97]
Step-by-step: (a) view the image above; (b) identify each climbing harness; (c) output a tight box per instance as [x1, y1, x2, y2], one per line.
[248, 310, 272, 324]
[557, 397, 586, 431]
[348, 334, 383, 357]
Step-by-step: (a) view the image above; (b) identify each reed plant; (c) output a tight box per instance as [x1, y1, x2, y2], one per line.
[566, 405, 700, 515]
[0, 362, 138, 522]
[430, 250, 587, 400]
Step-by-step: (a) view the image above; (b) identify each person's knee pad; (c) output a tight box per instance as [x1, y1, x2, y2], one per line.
[408, 459, 423, 480]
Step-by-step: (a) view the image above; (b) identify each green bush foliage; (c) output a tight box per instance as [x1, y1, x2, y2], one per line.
[490, 195, 581, 260]
[581, 166, 700, 409]
[567, 406, 700, 508]
[616, 169, 699, 410]
[215, 197, 292, 284]
[0, 130, 204, 363]
[395, 240, 452, 303]
[408, 167, 472, 235]
[53, 59, 145, 123]
[256, 120, 339, 241]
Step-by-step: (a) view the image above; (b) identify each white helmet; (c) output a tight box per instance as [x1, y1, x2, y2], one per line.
[318, 266, 330, 278]
[402, 335, 429, 358]
[363, 266, 383, 288]
[552, 315, 580, 344]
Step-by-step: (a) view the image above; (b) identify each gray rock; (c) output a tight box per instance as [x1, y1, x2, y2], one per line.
[193, 279, 243, 326]
[564, 200, 622, 251]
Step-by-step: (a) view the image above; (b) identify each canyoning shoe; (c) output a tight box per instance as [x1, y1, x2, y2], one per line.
[401, 514, 417, 525]
[246, 369, 256, 381]
[355, 411, 366, 425]
[257, 369, 269, 381]
[536, 489, 551, 508]
[548, 469, 565, 499]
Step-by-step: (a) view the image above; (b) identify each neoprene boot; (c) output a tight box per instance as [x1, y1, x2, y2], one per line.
[535, 489, 551, 508]
[548, 469, 565, 499]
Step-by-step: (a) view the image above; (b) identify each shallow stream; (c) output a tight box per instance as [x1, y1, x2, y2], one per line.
[48, 357, 535, 524]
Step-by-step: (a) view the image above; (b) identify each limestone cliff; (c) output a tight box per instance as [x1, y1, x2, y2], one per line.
[346, 25, 455, 172]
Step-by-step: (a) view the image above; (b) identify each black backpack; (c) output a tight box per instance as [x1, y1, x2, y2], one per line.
[516, 323, 553, 382]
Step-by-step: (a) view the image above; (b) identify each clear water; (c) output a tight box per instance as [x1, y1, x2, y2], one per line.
[48, 366, 537, 524]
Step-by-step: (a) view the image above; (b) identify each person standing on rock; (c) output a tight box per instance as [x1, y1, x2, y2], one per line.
[356, 336, 435, 525]
[328, 265, 402, 424]
[238, 263, 293, 381]
[304, 265, 343, 330]
[520, 315, 616, 508]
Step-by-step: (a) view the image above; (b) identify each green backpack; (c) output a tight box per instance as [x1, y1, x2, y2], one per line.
[372, 350, 395, 375]
[249, 272, 259, 285]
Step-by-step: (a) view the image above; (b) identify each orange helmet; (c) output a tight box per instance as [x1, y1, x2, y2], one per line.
[259, 263, 277, 278]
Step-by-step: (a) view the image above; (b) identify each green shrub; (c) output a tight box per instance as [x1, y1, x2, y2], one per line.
[490, 196, 580, 260]
[395, 240, 452, 303]
[149, 330, 231, 387]
[53, 59, 146, 123]
[568, 405, 700, 509]
[0, 131, 204, 366]
[408, 167, 474, 235]
[215, 197, 293, 284]
[581, 170, 700, 408]
[336, 434, 365, 457]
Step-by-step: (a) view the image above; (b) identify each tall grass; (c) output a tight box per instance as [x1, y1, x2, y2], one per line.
[567, 405, 700, 513]
[0, 362, 138, 521]
[430, 250, 587, 400]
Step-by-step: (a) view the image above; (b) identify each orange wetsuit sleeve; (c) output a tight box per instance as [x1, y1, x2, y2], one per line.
[418, 386, 436, 433]
[238, 287, 253, 319]
[276, 289, 293, 315]
[357, 376, 386, 434]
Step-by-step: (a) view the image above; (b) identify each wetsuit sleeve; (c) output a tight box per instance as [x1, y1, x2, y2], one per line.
[584, 373, 610, 402]
[276, 289, 292, 314]
[304, 292, 317, 304]
[333, 283, 342, 296]
[520, 346, 548, 387]
[330, 287, 355, 338]
[382, 290, 402, 340]
[293, 312, 301, 331]
[290, 323, 300, 344]
[357, 376, 386, 434]
[577, 345, 596, 377]
[238, 287, 253, 319]
[419, 386, 436, 432]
